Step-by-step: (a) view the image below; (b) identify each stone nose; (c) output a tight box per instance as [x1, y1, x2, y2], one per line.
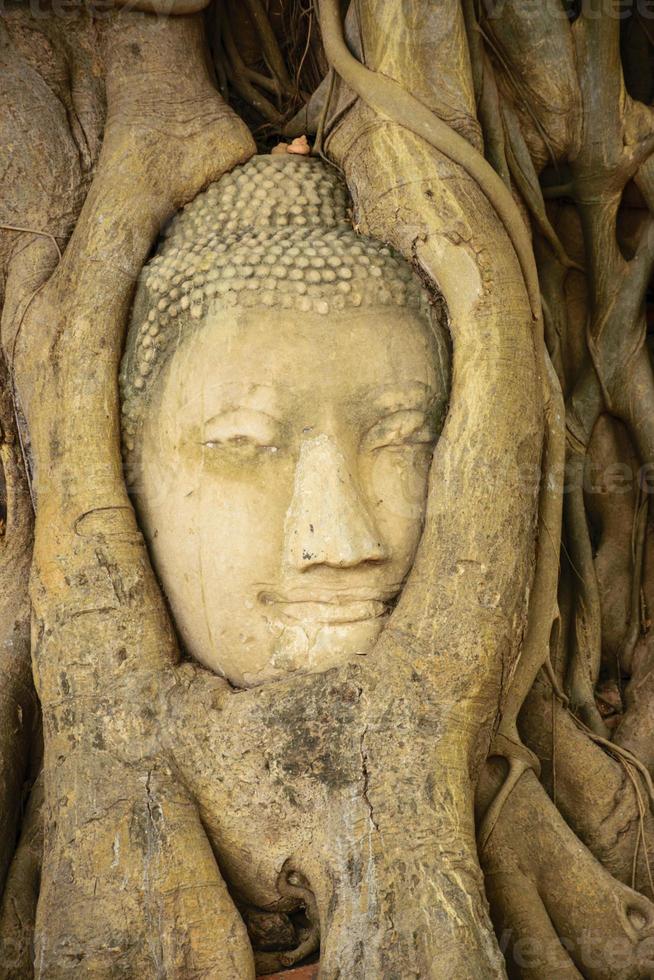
[283, 434, 389, 571]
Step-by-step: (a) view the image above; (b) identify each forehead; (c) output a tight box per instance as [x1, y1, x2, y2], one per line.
[160, 305, 438, 408]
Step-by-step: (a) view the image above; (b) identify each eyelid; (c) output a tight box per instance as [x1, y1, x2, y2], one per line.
[202, 408, 280, 445]
[363, 408, 435, 447]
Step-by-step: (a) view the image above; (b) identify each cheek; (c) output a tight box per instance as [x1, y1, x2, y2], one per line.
[361, 449, 432, 559]
[136, 469, 204, 610]
[170, 455, 296, 596]
[195, 480, 283, 585]
[139, 465, 295, 660]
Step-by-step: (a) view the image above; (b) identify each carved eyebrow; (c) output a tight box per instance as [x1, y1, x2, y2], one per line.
[197, 383, 283, 425]
[202, 406, 281, 427]
[366, 382, 434, 411]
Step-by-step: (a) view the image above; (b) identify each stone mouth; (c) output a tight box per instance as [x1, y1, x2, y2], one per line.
[258, 589, 398, 625]
[276, 600, 388, 625]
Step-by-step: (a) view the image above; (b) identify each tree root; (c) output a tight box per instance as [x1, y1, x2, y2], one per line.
[615, 636, 654, 776]
[501, 102, 581, 272]
[317, 0, 542, 321]
[478, 763, 654, 979]
[2, 10, 257, 976]
[520, 675, 654, 897]
[241, 0, 294, 96]
[477, 280, 565, 847]
[219, 5, 284, 126]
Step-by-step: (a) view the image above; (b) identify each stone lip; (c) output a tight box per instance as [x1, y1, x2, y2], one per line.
[259, 965, 319, 980]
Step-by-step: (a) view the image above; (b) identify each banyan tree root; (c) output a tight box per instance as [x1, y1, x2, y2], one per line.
[317, 0, 541, 320]
[520, 674, 654, 899]
[478, 348, 564, 852]
[614, 635, 654, 776]
[478, 763, 654, 980]
[2, 10, 257, 976]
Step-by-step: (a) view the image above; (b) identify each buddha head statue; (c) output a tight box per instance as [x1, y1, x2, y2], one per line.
[120, 155, 449, 688]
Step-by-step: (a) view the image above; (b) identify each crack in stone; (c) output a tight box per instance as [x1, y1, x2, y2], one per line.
[359, 726, 379, 832]
[143, 770, 166, 980]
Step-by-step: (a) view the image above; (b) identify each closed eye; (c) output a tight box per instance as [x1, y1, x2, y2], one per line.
[201, 408, 280, 451]
[362, 409, 436, 452]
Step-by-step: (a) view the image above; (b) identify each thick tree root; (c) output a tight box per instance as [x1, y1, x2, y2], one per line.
[2, 10, 256, 976]
[317, 0, 541, 320]
[615, 637, 654, 778]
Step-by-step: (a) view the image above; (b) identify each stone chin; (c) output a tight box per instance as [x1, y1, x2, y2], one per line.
[233, 614, 391, 689]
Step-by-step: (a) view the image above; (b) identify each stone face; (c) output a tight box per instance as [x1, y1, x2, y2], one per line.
[134, 304, 446, 687]
[121, 156, 449, 687]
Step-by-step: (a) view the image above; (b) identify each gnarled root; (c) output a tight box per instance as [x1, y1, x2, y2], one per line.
[2, 7, 256, 976]
[614, 635, 654, 778]
[520, 674, 654, 897]
[478, 763, 654, 979]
